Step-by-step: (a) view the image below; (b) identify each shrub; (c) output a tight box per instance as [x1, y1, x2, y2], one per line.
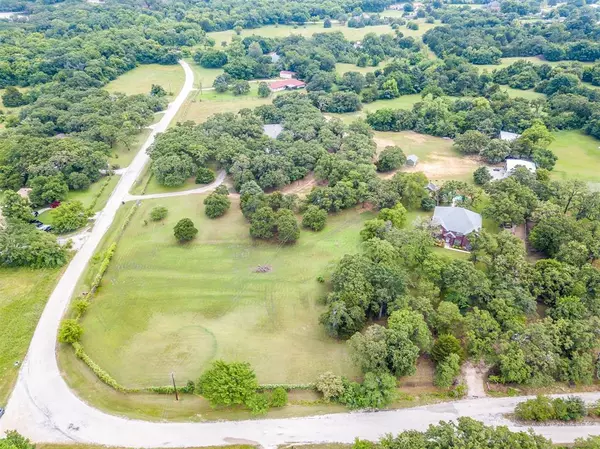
[473, 166, 492, 185]
[431, 334, 463, 363]
[204, 192, 231, 219]
[421, 197, 436, 211]
[338, 372, 397, 409]
[68, 172, 91, 190]
[515, 395, 556, 421]
[434, 353, 461, 388]
[376, 146, 406, 172]
[315, 371, 345, 402]
[276, 209, 300, 243]
[302, 205, 327, 231]
[52, 201, 91, 233]
[197, 360, 258, 407]
[246, 393, 270, 415]
[58, 319, 83, 343]
[173, 218, 198, 242]
[270, 386, 288, 407]
[196, 167, 216, 184]
[554, 396, 586, 421]
[149, 206, 168, 221]
[73, 299, 90, 317]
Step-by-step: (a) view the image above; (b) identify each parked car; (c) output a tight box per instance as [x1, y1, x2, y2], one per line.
[0, 407, 5, 418]
[50, 201, 61, 209]
[40, 224, 52, 232]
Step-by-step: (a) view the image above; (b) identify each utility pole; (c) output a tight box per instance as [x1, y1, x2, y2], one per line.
[171, 372, 179, 401]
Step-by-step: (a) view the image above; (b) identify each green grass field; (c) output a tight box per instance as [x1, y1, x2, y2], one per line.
[503, 87, 545, 100]
[105, 64, 185, 99]
[549, 130, 600, 185]
[208, 23, 394, 44]
[335, 63, 381, 75]
[174, 84, 273, 124]
[0, 266, 64, 404]
[185, 60, 225, 90]
[329, 94, 423, 123]
[79, 196, 372, 388]
[39, 175, 120, 225]
[477, 56, 594, 73]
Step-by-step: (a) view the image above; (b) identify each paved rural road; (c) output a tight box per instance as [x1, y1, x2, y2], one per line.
[4, 60, 600, 448]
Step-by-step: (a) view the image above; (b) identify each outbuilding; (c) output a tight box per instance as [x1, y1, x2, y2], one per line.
[406, 154, 419, 166]
[432, 206, 482, 250]
[279, 70, 296, 79]
[268, 79, 306, 92]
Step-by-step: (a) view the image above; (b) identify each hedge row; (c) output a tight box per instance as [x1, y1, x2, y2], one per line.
[258, 383, 315, 391]
[87, 176, 113, 211]
[73, 342, 132, 393]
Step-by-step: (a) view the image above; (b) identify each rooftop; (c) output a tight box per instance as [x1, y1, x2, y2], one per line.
[263, 124, 283, 139]
[432, 206, 482, 236]
[499, 131, 521, 142]
[268, 79, 306, 90]
[506, 158, 536, 174]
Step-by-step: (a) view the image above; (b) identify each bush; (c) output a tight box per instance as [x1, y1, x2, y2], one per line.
[149, 206, 168, 221]
[204, 192, 231, 218]
[246, 393, 270, 415]
[434, 353, 461, 388]
[196, 167, 216, 184]
[173, 218, 198, 242]
[52, 201, 91, 234]
[421, 197, 436, 211]
[58, 319, 83, 344]
[515, 395, 556, 421]
[555, 396, 586, 421]
[338, 372, 397, 409]
[431, 334, 463, 363]
[197, 360, 258, 407]
[473, 166, 492, 185]
[270, 386, 288, 407]
[315, 371, 345, 402]
[302, 205, 327, 231]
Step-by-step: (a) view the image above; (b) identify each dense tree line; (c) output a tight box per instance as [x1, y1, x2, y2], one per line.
[424, 6, 600, 65]
[320, 163, 600, 388]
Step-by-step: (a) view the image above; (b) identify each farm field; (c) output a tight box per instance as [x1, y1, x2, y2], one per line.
[335, 63, 381, 75]
[502, 87, 545, 100]
[373, 130, 478, 183]
[549, 130, 600, 185]
[185, 60, 224, 90]
[79, 195, 373, 388]
[105, 64, 185, 99]
[207, 23, 394, 44]
[0, 266, 64, 403]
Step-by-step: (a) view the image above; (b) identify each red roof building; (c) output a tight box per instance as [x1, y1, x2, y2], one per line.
[269, 79, 306, 92]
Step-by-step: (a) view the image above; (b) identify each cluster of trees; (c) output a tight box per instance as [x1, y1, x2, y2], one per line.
[320, 167, 600, 388]
[515, 395, 590, 422]
[197, 360, 287, 415]
[204, 185, 231, 219]
[454, 121, 556, 169]
[424, 6, 600, 64]
[0, 190, 67, 268]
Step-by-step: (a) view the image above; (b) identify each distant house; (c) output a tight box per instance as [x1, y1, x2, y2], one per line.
[406, 154, 419, 166]
[432, 206, 482, 250]
[505, 158, 536, 176]
[499, 131, 521, 142]
[353, 41, 362, 49]
[279, 70, 296, 79]
[389, 3, 404, 10]
[268, 79, 306, 92]
[263, 124, 283, 139]
[487, 1, 501, 12]
[268, 52, 281, 63]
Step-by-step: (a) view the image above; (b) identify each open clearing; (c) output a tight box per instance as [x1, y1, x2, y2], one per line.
[373, 130, 478, 183]
[105, 64, 185, 99]
[207, 23, 394, 44]
[328, 94, 422, 123]
[79, 195, 373, 388]
[184, 60, 225, 90]
[0, 266, 64, 403]
[477, 56, 594, 73]
[335, 63, 381, 75]
[549, 130, 600, 185]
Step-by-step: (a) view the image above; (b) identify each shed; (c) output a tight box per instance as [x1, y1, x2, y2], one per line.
[279, 70, 296, 79]
[406, 155, 418, 166]
[505, 158, 536, 175]
[263, 124, 283, 139]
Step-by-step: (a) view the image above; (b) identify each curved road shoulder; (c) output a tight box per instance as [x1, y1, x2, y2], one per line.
[3, 60, 600, 448]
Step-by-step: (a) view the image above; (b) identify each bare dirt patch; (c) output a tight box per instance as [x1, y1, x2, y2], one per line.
[278, 173, 321, 197]
[254, 264, 272, 273]
[463, 361, 488, 398]
[379, 153, 480, 182]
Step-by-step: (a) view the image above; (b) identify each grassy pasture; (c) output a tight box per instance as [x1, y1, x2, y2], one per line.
[549, 130, 600, 186]
[0, 266, 64, 403]
[105, 64, 185, 99]
[79, 195, 373, 388]
[502, 87, 545, 101]
[329, 94, 423, 123]
[477, 56, 594, 73]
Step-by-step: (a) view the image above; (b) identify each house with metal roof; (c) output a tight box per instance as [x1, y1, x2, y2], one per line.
[263, 124, 283, 139]
[505, 158, 536, 175]
[432, 206, 482, 249]
[499, 131, 521, 142]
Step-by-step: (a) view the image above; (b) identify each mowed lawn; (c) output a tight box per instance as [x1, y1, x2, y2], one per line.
[80, 196, 370, 387]
[329, 94, 423, 123]
[207, 23, 394, 44]
[549, 130, 600, 185]
[174, 84, 273, 124]
[105, 64, 185, 99]
[0, 266, 64, 403]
